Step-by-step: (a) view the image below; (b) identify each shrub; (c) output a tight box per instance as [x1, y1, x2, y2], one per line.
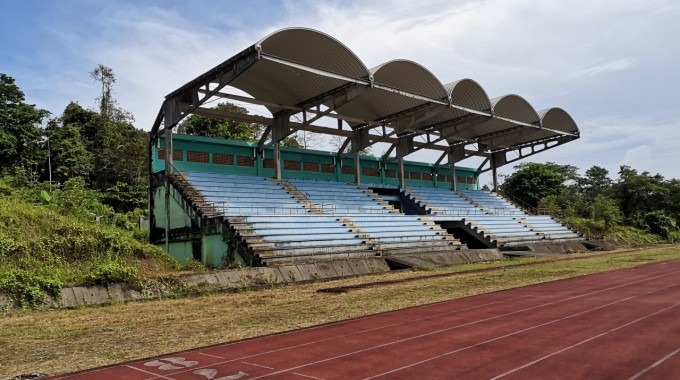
[0, 269, 63, 308]
[85, 262, 139, 285]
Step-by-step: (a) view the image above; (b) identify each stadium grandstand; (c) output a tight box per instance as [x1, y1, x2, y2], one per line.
[148, 28, 583, 268]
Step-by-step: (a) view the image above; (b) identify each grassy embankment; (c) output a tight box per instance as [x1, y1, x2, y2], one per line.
[1, 245, 679, 378]
[0, 195, 180, 308]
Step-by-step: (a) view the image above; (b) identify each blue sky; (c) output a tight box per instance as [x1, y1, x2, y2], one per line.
[2, 0, 679, 183]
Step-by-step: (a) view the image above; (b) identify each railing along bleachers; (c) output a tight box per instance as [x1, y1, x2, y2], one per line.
[403, 186, 583, 246]
[403, 186, 485, 217]
[178, 173, 466, 264]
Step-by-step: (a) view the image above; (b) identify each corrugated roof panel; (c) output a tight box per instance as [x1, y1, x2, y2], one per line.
[370, 60, 448, 100]
[257, 28, 370, 80]
[445, 79, 491, 111]
[231, 59, 351, 113]
[490, 94, 540, 123]
[539, 108, 579, 134]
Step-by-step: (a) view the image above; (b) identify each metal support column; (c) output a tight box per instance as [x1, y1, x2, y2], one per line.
[272, 113, 290, 181]
[491, 154, 498, 192]
[353, 139, 361, 185]
[448, 148, 458, 191]
[274, 142, 282, 180]
[164, 128, 172, 253]
[398, 156, 405, 188]
[163, 98, 180, 254]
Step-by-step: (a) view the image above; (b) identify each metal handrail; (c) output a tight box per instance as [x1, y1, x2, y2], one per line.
[495, 189, 538, 215]
[281, 178, 313, 209]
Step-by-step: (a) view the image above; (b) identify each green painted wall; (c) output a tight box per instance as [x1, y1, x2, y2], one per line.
[152, 134, 479, 189]
[152, 187, 192, 230]
[166, 241, 194, 265]
[150, 134, 481, 268]
[201, 234, 229, 268]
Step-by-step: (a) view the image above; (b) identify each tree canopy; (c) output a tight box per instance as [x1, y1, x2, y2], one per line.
[501, 161, 680, 238]
[0, 74, 50, 174]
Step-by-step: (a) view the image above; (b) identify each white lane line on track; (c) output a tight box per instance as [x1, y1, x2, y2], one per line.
[198, 352, 225, 359]
[140, 292, 539, 379]
[137, 260, 650, 380]
[627, 346, 680, 380]
[241, 361, 274, 369]
[245, 272, 680, 380]
[490, 304, 680, 379]
[125, 365, 175, 379]
[292, 372, 326, 380]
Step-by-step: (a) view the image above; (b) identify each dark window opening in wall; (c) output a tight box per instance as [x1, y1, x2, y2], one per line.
[187, 151, 209, 163]
[362, 167, 379, 176]
[321, 163, 335, 173]
[213, 153, 234, 165]
[342, 166, 355, 175]
[303, 162, 319, 172]
[157, 149, 183, 161]
[237, 155, 255, 167]
[284, 160, 301, 170]
[263, 158, 275, 168]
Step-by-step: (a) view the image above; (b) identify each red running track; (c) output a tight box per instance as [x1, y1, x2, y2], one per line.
[51, 260, 680, 380]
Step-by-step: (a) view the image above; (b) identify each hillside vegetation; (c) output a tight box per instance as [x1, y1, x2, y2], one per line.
[0, 182, 179, 308]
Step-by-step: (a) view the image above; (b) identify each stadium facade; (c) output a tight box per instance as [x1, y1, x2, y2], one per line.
[148, 28, 582, 267]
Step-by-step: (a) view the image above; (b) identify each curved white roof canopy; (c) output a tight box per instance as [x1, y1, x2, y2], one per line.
[155, 27, 579, 165]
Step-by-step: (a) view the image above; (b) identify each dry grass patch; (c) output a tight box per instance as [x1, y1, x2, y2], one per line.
[1, 246, 679, 378]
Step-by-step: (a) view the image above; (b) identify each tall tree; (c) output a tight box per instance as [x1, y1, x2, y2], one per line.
[0, 73, 50, 173]
[178, 102, 302, 147]
[500, 162, 578, 208]
[90, 64, 116, 119]
[178, 103, 262, 141]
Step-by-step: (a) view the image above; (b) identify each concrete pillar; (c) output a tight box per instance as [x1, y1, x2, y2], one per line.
[398, 156, 405, 188]
[450, 162, 457, 191]
[274, 141, 282, 180]
[272, 113, 289, 181]
[164, 128, 173, 253]
[491, 155, 498, 192]
[353, 142, 361, 185]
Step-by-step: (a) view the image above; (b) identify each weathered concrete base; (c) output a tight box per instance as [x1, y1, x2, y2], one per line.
[525, 241, 588, 254]
[384, 249, 503, 269]
[1, 253, 492, 309]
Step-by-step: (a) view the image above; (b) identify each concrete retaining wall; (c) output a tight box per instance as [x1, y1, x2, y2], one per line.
[1, 251, 501, 309]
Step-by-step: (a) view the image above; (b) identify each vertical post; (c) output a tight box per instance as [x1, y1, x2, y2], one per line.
[274, 141, 282, 180]
[398, 156, 405, 188]
[491, 155, 498, 192]
[164, 98, 180, 254]
[352, 138, 361, 185]
[164, 127, 173, 254]
[450, 163, 457, 191]
[272, 113, 289, 181]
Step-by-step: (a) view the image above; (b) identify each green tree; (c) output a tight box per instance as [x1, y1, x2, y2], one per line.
[46, 122, 94, 183]
[0, 74, 50, 173]
[500, 162, 578, 208]
[613, 166, 668, 220]
[591, 195, 621, 230]
[178, 103, 263, 141]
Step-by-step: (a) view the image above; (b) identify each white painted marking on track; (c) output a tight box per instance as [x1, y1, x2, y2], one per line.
[490, 303, 680, 379]
[244, 274, 680, 380]
[198, 351, 227, 359]
[627, 346, 680, 380]
[292, 372, 326, 380]
[134, 292, 539, 378]
[241, 361, 275, 369]
[125, 364, 176, 379]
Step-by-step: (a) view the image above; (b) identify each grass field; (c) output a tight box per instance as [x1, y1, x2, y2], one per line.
[1, 245, 679, 378]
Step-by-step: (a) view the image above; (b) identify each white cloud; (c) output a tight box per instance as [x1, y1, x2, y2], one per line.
[9, 0, 680, 179]
[569, 58, 637, 79]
